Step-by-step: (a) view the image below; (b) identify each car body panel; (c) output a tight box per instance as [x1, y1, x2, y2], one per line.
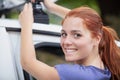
[0, 19, 61, 80]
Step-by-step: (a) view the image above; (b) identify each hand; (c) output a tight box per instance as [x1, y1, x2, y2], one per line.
[31, 0, 55, 11]
[19, 3, 33, 28]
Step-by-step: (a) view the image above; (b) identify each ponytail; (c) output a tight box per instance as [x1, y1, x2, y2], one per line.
[99, 26, 120, 80]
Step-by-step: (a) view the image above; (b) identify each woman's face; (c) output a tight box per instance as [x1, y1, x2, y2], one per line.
[61, 17, 98, 62]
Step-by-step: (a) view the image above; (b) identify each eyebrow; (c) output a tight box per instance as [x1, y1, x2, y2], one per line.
[71, 30, 81, 33]
[61, 29, 82, 33]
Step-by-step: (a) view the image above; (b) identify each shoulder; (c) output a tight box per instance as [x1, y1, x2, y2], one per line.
[55, 64, 89, 73]
[54, 64, 111, 80]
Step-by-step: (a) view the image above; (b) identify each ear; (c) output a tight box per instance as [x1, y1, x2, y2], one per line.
[93, 33, 102, 46]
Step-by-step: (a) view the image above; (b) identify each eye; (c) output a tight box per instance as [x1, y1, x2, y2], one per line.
[61, 32, 67, 38]
[73, 33, 81, 38]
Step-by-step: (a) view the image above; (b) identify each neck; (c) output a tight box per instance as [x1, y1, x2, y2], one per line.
[76, 50, 104, 70]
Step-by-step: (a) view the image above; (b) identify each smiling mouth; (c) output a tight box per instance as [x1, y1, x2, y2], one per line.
[64, 48, 77, 54]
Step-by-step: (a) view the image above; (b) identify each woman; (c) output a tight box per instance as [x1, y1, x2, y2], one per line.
[19, 2, 120, 80]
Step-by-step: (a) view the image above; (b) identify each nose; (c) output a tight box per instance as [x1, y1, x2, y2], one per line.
[61, 36, 72, 46]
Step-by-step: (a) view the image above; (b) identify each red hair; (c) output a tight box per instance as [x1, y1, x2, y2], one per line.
[62, 6, 120, 80]
[107, 27, 120, 41]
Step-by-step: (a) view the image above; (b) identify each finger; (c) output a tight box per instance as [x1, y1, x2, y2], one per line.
[23, 3, 28, 11]
[28, 3, 33, 11]
[28, 3, 33, 16]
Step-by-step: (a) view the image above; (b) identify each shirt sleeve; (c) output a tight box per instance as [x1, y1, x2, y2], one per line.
[55, 64, 92, 80]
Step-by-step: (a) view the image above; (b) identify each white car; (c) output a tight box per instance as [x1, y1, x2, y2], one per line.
[0, 18, 63, 80]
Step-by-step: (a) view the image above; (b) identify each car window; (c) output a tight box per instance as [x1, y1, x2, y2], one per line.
[24, 46, 66, 80]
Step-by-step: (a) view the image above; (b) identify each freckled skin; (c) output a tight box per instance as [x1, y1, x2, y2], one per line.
[61, 17, 98, 64]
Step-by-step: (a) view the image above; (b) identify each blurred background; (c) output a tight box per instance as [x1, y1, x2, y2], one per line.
[0, 0, 120, 65]
[0, 0, 120, 35]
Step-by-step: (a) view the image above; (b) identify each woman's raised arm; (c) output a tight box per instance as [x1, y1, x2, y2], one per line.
[19, 3, 60, 80]
[44, 0, 71, 18]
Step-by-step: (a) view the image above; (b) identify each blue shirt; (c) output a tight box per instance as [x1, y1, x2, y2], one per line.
[55, 64, 111, 80]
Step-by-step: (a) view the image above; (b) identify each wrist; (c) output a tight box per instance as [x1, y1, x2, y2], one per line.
[44, 1, 55, 11]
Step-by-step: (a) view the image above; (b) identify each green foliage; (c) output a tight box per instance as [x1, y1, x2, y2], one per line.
[56, 0, 100, 12]
[5, 11, 19, 19]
